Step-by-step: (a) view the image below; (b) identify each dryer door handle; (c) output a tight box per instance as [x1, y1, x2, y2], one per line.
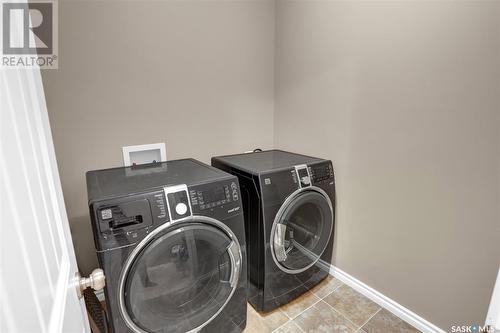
[226, 241, 241, 288]
[274, 223, 288, 262]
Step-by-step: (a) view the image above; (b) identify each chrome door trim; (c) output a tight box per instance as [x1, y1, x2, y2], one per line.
[226, 241, 241, 288]
[117, 215, 242, 333]
[269, 186, 333, 275]
[273, 223, 288, 262]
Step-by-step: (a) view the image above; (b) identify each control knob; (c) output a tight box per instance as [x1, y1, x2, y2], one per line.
[175, 202, 188, 215]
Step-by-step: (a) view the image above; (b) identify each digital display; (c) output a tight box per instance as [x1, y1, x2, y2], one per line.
[315, 168, 328, 178]
[313, 165, 331, 181]
[203, 186, 226, 204]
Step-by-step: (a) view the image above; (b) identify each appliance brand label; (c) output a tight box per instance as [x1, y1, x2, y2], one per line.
[228, 206, 240, 213]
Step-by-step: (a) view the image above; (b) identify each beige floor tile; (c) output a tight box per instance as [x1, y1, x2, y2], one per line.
[293, 300, 357, 333]
[245, 303, 290, 333]
[323, 285, 380, 327]
[361, 309, 421, 333]
[279, 291, 320, 319]
[274, 321, 304, 333]
[310, 275, 344, 299]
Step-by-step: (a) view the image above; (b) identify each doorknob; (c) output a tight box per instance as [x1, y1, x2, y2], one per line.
[76, 268, 105, 298]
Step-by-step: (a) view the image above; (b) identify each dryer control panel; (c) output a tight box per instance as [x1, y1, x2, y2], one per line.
[310, 162, 334, 183]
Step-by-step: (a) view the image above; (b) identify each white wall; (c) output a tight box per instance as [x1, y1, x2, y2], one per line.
[275, 1, 500, 330]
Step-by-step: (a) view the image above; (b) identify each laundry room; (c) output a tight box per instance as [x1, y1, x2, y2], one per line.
[1, 1, 499, 333]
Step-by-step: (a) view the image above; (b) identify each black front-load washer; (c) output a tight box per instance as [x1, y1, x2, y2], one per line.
[212, 150, 335, 312]
[86, 159, 247, 333]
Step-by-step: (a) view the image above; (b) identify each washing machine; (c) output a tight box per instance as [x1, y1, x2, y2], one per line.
[211, 150, 335, 312]
[86, 159, 247, 333]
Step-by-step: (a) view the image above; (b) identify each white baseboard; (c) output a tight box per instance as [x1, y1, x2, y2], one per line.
[485, 268, 500, 331]
[329, 265, 446, 333]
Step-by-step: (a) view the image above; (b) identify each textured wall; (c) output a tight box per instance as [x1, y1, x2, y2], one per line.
[275, 1, 500, 330]
[42, 0, 274, 275]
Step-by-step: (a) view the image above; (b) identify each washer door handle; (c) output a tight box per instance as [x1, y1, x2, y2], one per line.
[226, 241, 241, 288]
[274, 223, 288, 262]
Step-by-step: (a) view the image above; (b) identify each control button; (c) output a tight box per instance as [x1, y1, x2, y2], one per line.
[101, 209, 112, 220]
[175, 202, 188, 215]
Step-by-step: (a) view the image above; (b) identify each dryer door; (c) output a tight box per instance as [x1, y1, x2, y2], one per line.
[118, 217, 241, 333]
[271, 187, 334, 274]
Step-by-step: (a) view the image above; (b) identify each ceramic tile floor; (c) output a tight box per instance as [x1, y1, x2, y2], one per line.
[244, 276, 422, 333]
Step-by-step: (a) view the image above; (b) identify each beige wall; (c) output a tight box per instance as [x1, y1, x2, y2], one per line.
[275, 1, 500, 330]
[42, 0, 274, 275]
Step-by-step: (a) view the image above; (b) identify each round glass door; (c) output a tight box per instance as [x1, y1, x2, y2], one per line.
[119, 220, 240, 333]
[271, 188, 333, 273]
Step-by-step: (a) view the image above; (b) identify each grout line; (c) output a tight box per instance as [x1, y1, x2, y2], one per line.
[322, 300, 361, 332]
[356, 307, 382, 332]
[297, 323, 307, 333]
[318, 282, 343, 302]
[272, 319, 307, 333]
[294, 321, 307, 333]
[279, 308, 293, 320]
[271, 315, 291, 333]
[271, 320, 290, 333]
[279, 292, 322, 321]
[320, 283, 383, 332]
[290, 294, 322, 320]
[327, 281, 344, 295]
[270, 277, 402, 333]
[272, 280, 348, 333]
[329, 266, 440, 333]
[273, 280, 345, 333]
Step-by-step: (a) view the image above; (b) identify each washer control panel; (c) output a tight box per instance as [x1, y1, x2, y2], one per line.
[189, 180, 240, 211]
[90, 190, 169, 250]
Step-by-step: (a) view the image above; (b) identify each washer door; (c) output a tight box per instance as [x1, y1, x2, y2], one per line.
[271, 187, 333, 274]
[118, 218, 241, 333]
